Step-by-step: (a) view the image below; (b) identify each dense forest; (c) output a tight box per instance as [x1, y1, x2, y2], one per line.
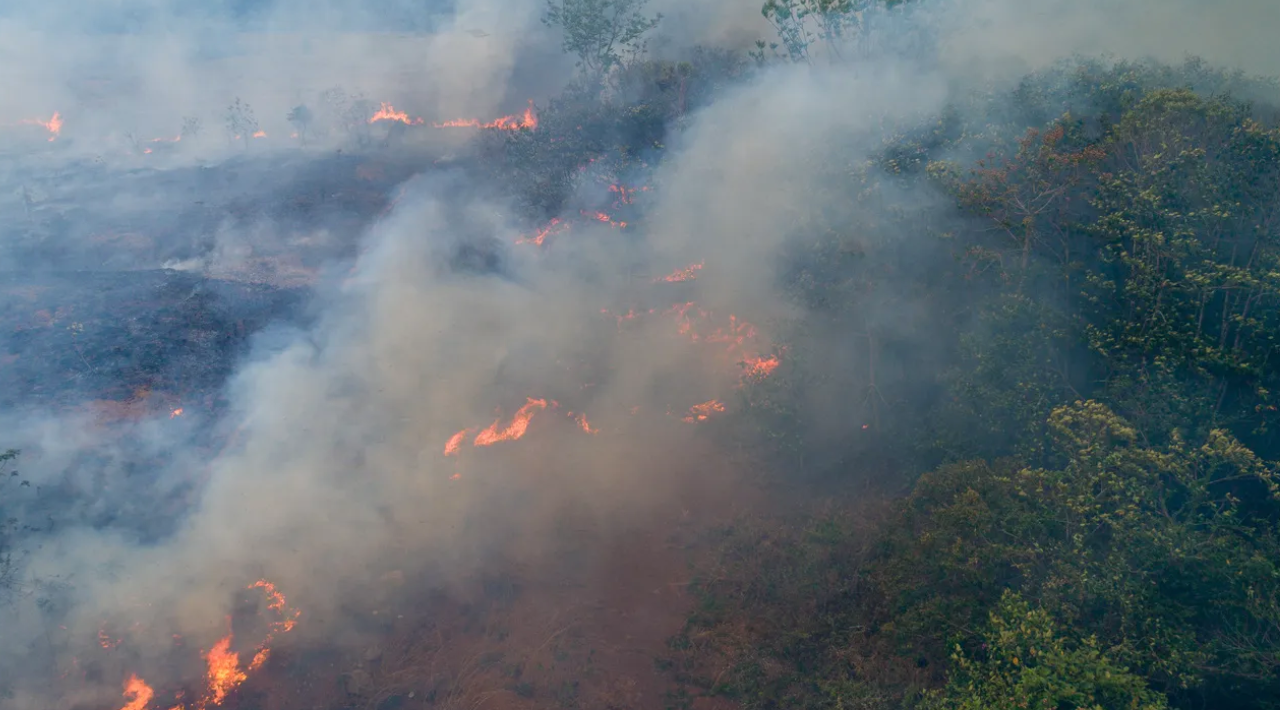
[488, 2, 1280, 708]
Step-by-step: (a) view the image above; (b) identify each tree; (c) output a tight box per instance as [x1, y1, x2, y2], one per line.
[926, 592, 1168, 710]
[542, 0, 662, 82]
[754, 0, 910, 64]
[225, 98, 259, 149]
[287, 104, 314, 144]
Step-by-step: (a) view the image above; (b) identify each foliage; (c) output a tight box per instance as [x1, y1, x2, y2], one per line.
[753, 0, 912, 64]
[224, 97, 259, 149]
[542, 0, 662, 82]
[924, 592, 1168, 710]
[287, 104, 314, 144]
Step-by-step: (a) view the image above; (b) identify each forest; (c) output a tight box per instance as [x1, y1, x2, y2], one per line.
[2, 0, 1279, 708]
[484, 1, 1280, 708]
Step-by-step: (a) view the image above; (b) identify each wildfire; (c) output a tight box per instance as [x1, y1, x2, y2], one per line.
[170, 408, 184, 418]
[444, 427, 474, 456]
[21, 112, 62, 141]
[105, 579, 299, 710]
[656, 261, 703, 283]
[683, 400, 726, 423]
[369, 102, 424, 125]
[433, 100, 537, 131]
[577, 413, 598, 434]
[100, 626, 122, 649]
[741, 354, 782, 379]
[118, 674, 154, 710]
[204, 636, 248, 706]
[474, 397, 548, 447]
[581, 210, 626, 228]
[516, 218, 569, 246]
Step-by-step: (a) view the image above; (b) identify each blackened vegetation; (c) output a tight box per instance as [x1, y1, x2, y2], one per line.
[0, 270, 305, 409]
[0, 151, 420, 272]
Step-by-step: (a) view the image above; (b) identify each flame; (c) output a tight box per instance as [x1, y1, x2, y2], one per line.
[152, 135, 181, 143]
[657, 261, 703, 283]
[250, 579, 300, 634]
[251, 130, 266, 139]
[516, 218, 569, 246]
[581, 210, 627, 228]
[577, 413, 598, 434]
[100, 626, 122, 649]
[474, 397, 548, 447]
[741, 354, 781, 379]
[119, 674, 154, 710]
[21, 112, 62, 141]
[433, 100, 537, 131]
[170, 408, 184, 419]
[204, 636, 247, 706]
[683, 400, 726, 423]
[444, 428, 474, 456]
[369, 102, 423, 125]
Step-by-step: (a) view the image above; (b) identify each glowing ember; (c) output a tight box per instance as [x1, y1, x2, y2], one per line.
[581, 210, 626, 228]
[433, 100, 537, 131]
[656, 261, 703, 283]
[741, 354, 782, 379]
[170, 408, 184, 418]
[118, 674, 154, 710]
[607, 183, 649, 205]
[100, 626, 122, 649]
[474, 397, 548, 447]
[516, 218, 569, 246]
[683, 400, 727, 423]
[21, 112, 62, 141]
[250, 579, 300, 635]
[205, 635, 247, 706]
[369, 102, 423, 125]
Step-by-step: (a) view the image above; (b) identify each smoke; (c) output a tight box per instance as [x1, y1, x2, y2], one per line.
[1, 0, 1279, 707]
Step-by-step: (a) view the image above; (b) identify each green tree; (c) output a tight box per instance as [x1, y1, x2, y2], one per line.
[542, 0, 662, 81]
[926, 592, 1168, 710]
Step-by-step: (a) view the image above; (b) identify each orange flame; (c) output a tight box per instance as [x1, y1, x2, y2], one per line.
[516, 218, 569, 246]
[581, 210, 627, 228]
[683, 400, 726, 423]
[656, 261, 703, 283]
[369, 102, 424, 125]
[251, 130, 266, 139]
[118, 674, 154, 710]
[444, 428, 474, 456]
[433, 100, 537, 131]
[100, 625, 122, 649]
[577, 413, 598, 434]
[741, 354, 781, 379]
[21, 112, 62, 141]
[474, 397, 548, 447]
[249, 579, 300, 635]
[170, 408, 184, 419]
[204, 635, 247, 706]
